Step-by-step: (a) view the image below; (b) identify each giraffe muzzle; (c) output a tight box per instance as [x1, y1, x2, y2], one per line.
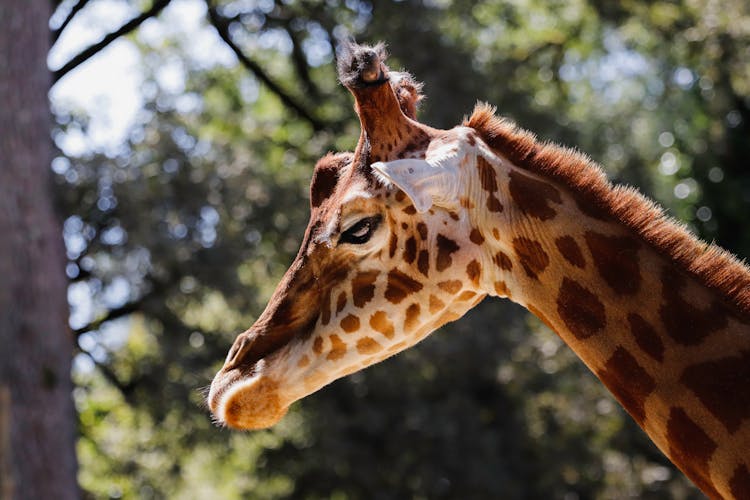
[208, 325, 301, 429]
[208, 352, 290, 430]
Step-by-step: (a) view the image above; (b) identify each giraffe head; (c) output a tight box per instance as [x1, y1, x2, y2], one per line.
[208, 43, 491, 429]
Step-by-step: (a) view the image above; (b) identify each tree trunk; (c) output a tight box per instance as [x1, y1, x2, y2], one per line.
[0, 1, 79, 498]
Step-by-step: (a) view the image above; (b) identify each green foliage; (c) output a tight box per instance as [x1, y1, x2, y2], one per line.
[53, 0, 748, 498]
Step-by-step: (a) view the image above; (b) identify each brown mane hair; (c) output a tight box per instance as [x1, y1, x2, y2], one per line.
[465, 102, 750, 316]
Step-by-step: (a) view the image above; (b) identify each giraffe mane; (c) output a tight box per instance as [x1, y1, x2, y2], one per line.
[465, 102, 750, 316]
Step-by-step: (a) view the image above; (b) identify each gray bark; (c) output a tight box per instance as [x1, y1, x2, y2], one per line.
[0, 1, 79, 498]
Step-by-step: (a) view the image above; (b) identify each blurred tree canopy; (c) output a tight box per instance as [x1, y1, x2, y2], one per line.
[49, 0, 749, 498]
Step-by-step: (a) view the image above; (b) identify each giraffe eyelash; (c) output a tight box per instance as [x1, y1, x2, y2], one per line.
[338, 215, 382, 245]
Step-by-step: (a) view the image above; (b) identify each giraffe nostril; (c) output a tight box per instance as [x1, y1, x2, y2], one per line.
[224, 333, 254, 371]
[223, 328, 288, 374]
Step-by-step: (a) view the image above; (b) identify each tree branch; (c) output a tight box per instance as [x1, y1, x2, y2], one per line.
[205, 2, 327, 132]
[272, 16, 322, 100]
[52, 0, 172, 83]
[51, 0, 91, 44]
[73, 298, 144, 337]
[267, 0, 322, 99]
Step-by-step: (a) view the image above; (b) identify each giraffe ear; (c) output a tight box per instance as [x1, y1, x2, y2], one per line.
[371, 159, 459, 213]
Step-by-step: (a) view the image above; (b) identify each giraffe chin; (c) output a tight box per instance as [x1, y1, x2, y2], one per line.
[211, 375, 290, 430]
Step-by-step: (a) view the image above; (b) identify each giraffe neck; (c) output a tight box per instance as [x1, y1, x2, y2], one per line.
[466, 137, 750, 499]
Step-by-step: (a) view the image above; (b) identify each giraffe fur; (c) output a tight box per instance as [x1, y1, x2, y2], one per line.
[208, 41, 750, 499]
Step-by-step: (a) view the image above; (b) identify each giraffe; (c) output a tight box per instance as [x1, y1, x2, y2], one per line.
[207, 42, 750, 498]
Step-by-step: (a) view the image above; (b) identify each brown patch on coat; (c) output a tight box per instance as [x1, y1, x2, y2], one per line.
[438, 280, 462, 295]
[312, 336, 323, 355]
[436, 234, 460, 272]
[513, 237, 550, 279]
[627, 313, 664, 362]
[340, 314, 360, 333]
[384, 269, 424, 304]
[458, 290, 476, 301]
[575, 198, 611, 221]
[493, 281, 509, 296]
[405, 303, 421, 331]
[356, 337, 382, 355]
[326, 334, 347, 361]
[659, 268, 729, 346]
[666, 407, 721, 499]
[460, 197, 475, 209]
[477, 156, 504, 212]
[429, 295, 445, 314]
[352, 270, 379, 308]
[403, 205, 417, 215]
[336, 292, 347, 313]
[437, 311, 462, 325]
[417, 250, 430, 277]
[680, 350, 750, 434]
[555, 236, 585, 269]
[494, 250, 513, 271]
[416, 222, 428, 240]
[465, 103, 750, 314]
[321, 290, 332, 326]
[389, 233, 398, 258]
[403, 236, 417, 264]
[486, 194, 504, 213]
[598, 347, 656, 425]
[369, 311, 394, 339]
[556, 277, 606, 339]
[585, 231, 641, 295]
[477, 157, 498, 192]
[466, 260, 482, 285]
[399, 131, 431, 157]
[508, 170, 561, 220]
[469, 228, 485, 245]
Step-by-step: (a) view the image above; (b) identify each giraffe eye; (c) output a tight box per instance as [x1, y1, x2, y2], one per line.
[339, 215, 382, 245]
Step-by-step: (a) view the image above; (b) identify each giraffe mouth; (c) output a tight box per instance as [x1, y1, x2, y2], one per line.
[208, 361, 290, 430]
[208, 301, 320, 429]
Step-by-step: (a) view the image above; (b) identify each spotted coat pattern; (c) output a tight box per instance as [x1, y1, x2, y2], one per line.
[209, 42, 750, 500]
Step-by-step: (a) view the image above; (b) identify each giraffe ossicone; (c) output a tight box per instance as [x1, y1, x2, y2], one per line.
[208, 41, 750, 499]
